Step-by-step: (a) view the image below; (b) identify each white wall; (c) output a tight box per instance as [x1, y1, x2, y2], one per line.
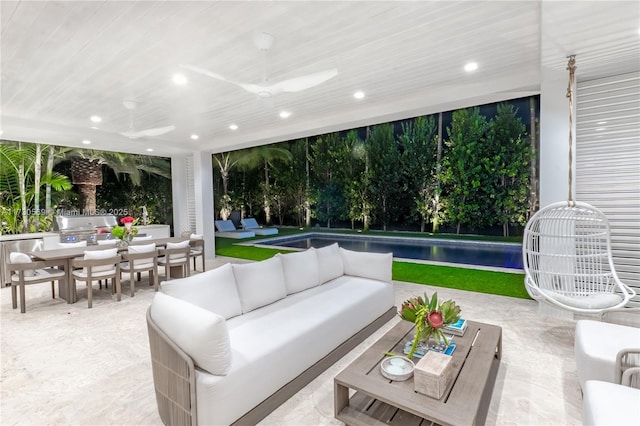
[539, 67, 575, 208]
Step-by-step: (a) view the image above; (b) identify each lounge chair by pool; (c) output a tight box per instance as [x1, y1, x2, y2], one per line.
[240, 218, 279, 236]
[214, 220, 255, 239]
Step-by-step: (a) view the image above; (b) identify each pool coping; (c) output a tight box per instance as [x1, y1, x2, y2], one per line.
[240, 232, 524, 274]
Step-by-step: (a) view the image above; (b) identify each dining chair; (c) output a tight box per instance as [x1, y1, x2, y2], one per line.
[8, 252, 66, 313]
[58, 241, 88, 249]
[120, 243, 159, 295]
[70, 248, 121, 308]
[181, 232, 205, 272]
[158, 241, 191, 281]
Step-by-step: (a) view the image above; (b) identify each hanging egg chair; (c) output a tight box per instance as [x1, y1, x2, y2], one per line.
[522, 56, 636, 313]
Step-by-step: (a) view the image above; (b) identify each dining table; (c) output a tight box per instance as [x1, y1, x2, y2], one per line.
[27, 237, 190, 304]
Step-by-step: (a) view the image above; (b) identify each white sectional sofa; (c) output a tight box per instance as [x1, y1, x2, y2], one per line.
[147, 243, 395, 426]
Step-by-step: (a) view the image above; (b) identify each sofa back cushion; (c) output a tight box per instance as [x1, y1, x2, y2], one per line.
[232, 256, 287, 313]
[150, 292, 231, 376]
[340, 247, 393, 282]
[315, 243, 344, 283]
[277, 249, 320, 294]
[161, 263, 242, 319]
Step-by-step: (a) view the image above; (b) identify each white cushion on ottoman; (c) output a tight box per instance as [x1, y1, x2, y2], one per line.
[150, 292, 231, 375]
[582, 380, 640, 426]
[161, 263, 242, 319]
[575, 320, 640, 389]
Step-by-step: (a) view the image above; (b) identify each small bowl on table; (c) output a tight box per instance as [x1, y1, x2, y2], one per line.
[380, 356, 415, 381]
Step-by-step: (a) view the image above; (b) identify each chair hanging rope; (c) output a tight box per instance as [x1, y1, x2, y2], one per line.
[566, 55, 576, 206]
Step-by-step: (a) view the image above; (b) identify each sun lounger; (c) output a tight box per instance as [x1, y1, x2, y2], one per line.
[214, 220, 255, 239]
[240, 218, 279, 236]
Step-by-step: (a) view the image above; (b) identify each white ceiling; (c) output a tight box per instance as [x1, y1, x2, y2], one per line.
[1, 1, 639, 157]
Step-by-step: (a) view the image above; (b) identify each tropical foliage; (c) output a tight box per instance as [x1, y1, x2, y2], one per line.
[215, 97, 538, 236]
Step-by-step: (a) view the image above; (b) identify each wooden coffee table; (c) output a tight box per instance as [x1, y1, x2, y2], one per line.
[334, 319, 502, 426]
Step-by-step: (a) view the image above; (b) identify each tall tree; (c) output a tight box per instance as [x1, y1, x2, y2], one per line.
[235, 144, 292, 225]
[310, 132, 346, 228]
[398, 115, 438, 232]
[441, 107, 490, 234]
[341, 130, 370, 230]
[367, 123, 401, 231]
[487, 103, 531, 236]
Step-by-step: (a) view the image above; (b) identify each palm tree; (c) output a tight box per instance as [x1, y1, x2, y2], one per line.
[0, 141, 71, 233]
[236, 145, 292, 224]
[61, 149, 171, 214]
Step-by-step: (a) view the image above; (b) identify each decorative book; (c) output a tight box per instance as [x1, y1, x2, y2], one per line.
[443, 318, 467, 336]
[403, 338, 456, 358]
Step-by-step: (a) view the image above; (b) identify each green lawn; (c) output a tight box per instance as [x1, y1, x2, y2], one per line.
[215, 228, 529, 300]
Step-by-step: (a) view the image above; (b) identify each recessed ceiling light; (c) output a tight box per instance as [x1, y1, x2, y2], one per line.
[354, 91, 365, 100]
[279, 111, 291, 119]
[90, 115, 102, 123]
[229, 124, 238, 130]
[464, 62, 478, 72]
[597, 121, 607, 125]
[81, 140, 91, 145]
[190, 134, 199, 140]
[595, 127, 606, 131]
[90, 126, 100, 130]
[173, 73, 188, 85]
[146, 148, 154, 152]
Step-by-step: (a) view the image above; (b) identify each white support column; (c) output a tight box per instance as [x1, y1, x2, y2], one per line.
[192, 151, 215, 259]
[171, 154, 190, 237]
[539, 66, 574, 208]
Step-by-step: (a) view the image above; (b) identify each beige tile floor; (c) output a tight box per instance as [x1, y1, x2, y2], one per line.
[1, 257, 583, 425]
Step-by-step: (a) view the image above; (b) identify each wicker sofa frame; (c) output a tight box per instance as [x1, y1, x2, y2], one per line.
[147, 306, 396, 426]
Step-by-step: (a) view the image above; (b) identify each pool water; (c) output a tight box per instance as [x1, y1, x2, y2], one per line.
[255, 233, 523, 270]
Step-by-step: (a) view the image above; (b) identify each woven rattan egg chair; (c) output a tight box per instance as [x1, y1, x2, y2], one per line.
[523, 56, 636, 313]
[523, 201, 635, 313]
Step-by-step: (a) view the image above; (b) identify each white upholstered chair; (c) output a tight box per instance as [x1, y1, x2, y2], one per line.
[120, 243, 159, 295]
[8, 252, 66, 313]
[158, 241, 191, 281]
[575, 308, 640, 390]
[181, 232, 205, 272]
[70, 248, 121, 308]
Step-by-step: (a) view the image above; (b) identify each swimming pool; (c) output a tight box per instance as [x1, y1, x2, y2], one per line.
[254, 233, 523, 270]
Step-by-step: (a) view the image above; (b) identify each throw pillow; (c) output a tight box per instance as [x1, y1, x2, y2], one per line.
[277, 249, 320, 294]
[150, 292, 231, 376]
[59, 241, 87, 248]
[315, 243, 344, 283]
[232, 256, 286, 313]
[9, 252, 35, 277]
[83, 248, 118, 273]
[340, 247, 392, 282]
[161, 263, 242, 319]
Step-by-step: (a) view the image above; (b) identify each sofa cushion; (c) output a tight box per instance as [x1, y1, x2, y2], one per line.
[232, 256, 286, 313]
[277, 249, 320, 294]
[583, 380, 640, 426]
[340, 247, 392, 282]
[161, 263, 242, 319]
[150, 292, 231, 376]
[315, 243, 344, 283]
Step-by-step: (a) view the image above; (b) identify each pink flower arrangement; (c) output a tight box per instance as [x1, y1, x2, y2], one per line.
[399, 292, 461, 358]
[111, 216, 139, 241]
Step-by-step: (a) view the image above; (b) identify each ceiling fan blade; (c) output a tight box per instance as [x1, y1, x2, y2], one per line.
[269, 68, 338, 94]
[120, 125, 175, 139]
[180, 64, 262, 94]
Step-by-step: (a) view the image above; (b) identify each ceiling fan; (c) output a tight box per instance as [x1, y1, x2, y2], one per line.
[180, 32, 338, 99]
[119, 100, 175, 139]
